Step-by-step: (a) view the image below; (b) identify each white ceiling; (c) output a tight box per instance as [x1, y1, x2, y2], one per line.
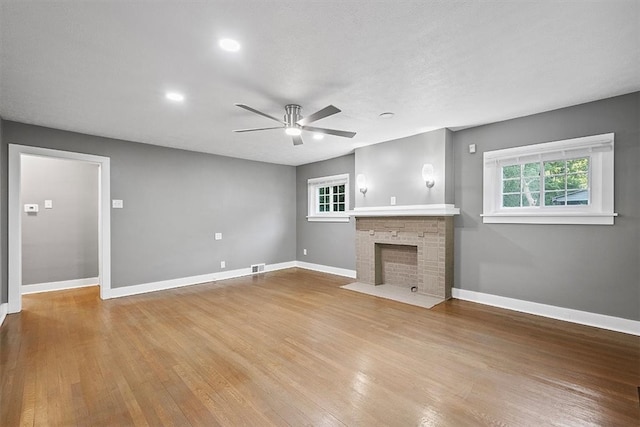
[1, 1, 638, 166]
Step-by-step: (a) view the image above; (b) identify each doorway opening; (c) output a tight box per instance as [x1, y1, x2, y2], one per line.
[8, 145, 111, 313]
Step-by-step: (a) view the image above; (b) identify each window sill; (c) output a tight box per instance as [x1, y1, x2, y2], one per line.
[481, 212, 618, 225]
[307, 215, 350, 223]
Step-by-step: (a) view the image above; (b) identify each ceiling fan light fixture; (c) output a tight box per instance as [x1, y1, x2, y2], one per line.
[379, 112, 395, 119]
[233, 103, 356, 146]
[285, 127, 301, 136]
[219, 38, 241, 52]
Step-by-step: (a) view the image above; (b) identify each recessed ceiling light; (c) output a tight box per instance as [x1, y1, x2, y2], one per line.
[313, 134, 324, 140]
[285, 127, 301, 136]
[379, 112, 395, 119]
[165, 92, 185, 102]
[219, 38, 241, 52]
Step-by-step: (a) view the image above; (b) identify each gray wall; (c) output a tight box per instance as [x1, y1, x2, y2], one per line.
[21, 156, 99, 285]
[296, 154, 356, 270]
[453, 92, 640, 321]
[2, 121, 296, 289]
[354, 128, 454, 207]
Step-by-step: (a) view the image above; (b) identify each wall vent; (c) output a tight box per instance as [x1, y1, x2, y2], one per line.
[251, 263, 266, 274]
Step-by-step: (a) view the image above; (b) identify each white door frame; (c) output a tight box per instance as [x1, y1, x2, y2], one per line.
[8, 144, 111, 313]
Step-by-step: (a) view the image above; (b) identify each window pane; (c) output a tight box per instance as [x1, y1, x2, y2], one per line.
[523, 162, 540, 177]
[546, 191, 565, 206]
[544, 161, 565, 176]
[523, 177, 540, 192]
[566, 190, 589, 205]
[333, 185, 338, 193]
[333, 194, 338, 202]
[502, 165, 520, 179]
[339, 194, 345, 203]
[545, 176, 565, 191]
[319, 187, 325, 195]
[502, 194, 521, 207]
[338, 185, 345, 192]
[338, 204, 345, 211]
[567, 157, 589, 173]
[522, 192, 539, 207]
[566, 173, 588, 190]
[319, 205, 325, 212]
[503, 179, 520, 193]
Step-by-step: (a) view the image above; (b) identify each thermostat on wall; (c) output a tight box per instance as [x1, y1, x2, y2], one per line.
[24, 204, 39, 213]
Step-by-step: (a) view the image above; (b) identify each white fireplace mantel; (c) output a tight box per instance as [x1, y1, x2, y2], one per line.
[348, 204, 460, 217]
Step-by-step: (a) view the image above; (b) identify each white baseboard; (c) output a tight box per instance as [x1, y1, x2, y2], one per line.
[295, 261, 357, 278]
[0, 303, 7, 328]
[106, 272, 217, 299]
[105, 261, 298, 299]
[215, 261, 297, 281]
[452, 288, 640, 336]
[22, 277, 99, 295]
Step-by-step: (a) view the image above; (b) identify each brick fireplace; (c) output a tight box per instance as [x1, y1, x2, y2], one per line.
[355, 216, 454, 299]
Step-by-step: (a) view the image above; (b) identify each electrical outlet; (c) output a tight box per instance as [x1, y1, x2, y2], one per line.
[303, 249, 307, 255]
[220, 261, 226, 269]
[390, 196, 396, 205]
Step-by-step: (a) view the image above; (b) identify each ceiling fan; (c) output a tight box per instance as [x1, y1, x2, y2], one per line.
[233, 103, 356, 146]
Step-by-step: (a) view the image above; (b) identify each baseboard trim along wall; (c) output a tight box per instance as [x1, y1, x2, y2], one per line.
[96, 262, 639, 336]
[105, 261, 297, 299]
[295, 261, 357, 278]
[0, 303, 7, 328]
[452, 288, 640, 336]
[22, 277, 99, 295]
[104, 261, 356, 299]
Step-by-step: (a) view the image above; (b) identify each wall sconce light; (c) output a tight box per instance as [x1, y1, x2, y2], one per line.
[422, 163, 435, 188]
[356, 174, 367, 194]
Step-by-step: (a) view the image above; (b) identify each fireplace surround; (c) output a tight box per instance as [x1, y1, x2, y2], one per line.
[355, 216, 454, 299]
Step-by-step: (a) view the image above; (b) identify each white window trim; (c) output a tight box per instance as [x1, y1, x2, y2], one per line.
[307, 173, 350, 223]
[482, 133, 617, 225]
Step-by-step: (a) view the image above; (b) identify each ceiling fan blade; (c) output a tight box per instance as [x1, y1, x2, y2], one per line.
[302, 126, 356, 138]
[296, 105, 341, 126]
[233, 126, 283, 133]
[292, 135, 304, 146]
[235, 103, 285, 124]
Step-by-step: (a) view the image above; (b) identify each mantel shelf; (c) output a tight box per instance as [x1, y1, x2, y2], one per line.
[348, 204, 460, 217]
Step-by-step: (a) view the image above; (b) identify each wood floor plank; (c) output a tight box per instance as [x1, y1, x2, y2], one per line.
[1, 268, 638, 426]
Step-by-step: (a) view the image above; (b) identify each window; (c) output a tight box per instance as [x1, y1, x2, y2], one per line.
[482, 133, 616, 225]
[307, 173, 350, 222]
[500, 157, 590, 208]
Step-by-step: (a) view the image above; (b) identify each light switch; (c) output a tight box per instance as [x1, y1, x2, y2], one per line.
[44, 200, 53, 209]
[112, 199, 123, 209]
[469, 144, 477, 154]
[390, 196, 396, 206]
[220, 261, 226, 269]
[24, 204, 39, 213]
[215, 232, 222, 240]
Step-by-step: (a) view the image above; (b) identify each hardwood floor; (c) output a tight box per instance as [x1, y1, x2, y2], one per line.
[1, 268, 638, 426]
